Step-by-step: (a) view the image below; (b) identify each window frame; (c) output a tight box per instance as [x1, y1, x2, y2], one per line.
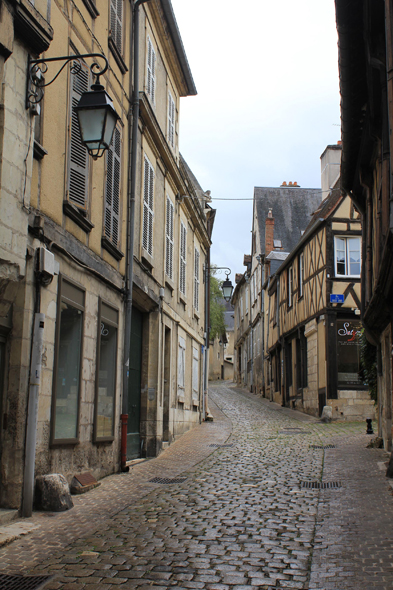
[192, 345, 199, 404]
[334, 235, 361, 278]
[298, 252, 304, 299]
[102, 125, 123, 259]
[94, 299, 119, 443]
[177, 335, 186, 399]
[51, 276, 85, 446]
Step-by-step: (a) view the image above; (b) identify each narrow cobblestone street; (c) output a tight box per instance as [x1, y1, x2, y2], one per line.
[1, 382, 393, 589]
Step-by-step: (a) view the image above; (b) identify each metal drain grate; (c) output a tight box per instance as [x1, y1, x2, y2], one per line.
[310, 444, 336, 449]
[0, 573, 53, 590]
[148, 477, 187, 484]
[209, 443, 234, 448]
[301, 481, 342, 489]
[279, 430, 311, 435]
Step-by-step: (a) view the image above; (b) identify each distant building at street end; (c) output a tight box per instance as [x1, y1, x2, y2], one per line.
[209, 300, 235, 382]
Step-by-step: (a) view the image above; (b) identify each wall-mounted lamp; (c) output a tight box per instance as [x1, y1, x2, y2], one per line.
[27, 53, 120, 159]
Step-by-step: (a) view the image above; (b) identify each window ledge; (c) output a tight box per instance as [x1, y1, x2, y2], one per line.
[165, 278, 174, 293]
[102, 235, 124, 261]
[194, 308, 200, 320]
[141, 252, 153, 271]
[63, 201, 94, 233]
[108, 37, 128, 75]
[82, 0, 99, 18]
[14, 0, 54, 54]
[33, 140, 47, 160]
[179, 293, 187, 307]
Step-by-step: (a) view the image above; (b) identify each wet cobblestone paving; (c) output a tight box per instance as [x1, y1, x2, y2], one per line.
[2, 383, 393, 589]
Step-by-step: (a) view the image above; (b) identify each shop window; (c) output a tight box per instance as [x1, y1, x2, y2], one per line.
[51, 277, 84, 443]
[94, 300, 118, 441]
[337, 319, 365, 387]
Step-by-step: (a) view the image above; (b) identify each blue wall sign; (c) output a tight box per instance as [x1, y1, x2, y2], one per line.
[330, 294, 345, 304]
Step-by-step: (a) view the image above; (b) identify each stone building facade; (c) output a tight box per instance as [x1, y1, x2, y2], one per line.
[0, 0, 212, 511]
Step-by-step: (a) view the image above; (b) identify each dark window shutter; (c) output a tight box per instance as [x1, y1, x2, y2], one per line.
[166, 197, 174, 279]
[110, 0, 122, 53]
[68, 62, 89, 209]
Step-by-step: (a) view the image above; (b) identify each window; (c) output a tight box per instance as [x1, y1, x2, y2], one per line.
[147, 36, 156, 104]
[288, 265, 293, 307]
[178, 335, 186, 396]
[142, 156, 154, 256]
[192, 345, 199, 403]
[180, 221, 187, 295]
[240, 295, 244, 319]
[68, 61, 89, 211]
[51, 277, 84, 443]
[245, 286, 249, 314]
[165, 196, 174, 280]
[298, 252, 304, 299]
[94, 300, 118, 441]
[296, 329, 307, 391]
[337, 319, 365, 386]
[110, 0, 123, 54]
[168, 92, 175, 148]
[194, 247, 200, 311]
[104, 126, 121, 248]
[334, 236, 361, 277]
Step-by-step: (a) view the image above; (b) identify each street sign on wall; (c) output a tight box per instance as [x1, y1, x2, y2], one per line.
[330, 294, 345, 304]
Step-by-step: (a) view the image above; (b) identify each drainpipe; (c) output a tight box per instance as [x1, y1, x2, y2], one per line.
[122, 0, 151, 471]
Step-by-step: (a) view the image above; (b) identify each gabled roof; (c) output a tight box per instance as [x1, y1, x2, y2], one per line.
[254, 186, 322, 255]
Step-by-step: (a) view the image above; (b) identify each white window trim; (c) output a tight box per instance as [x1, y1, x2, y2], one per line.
[146, 36, 156, 105]
[194, 247, 200, 311]
[334, 236, 361, 278]
[165, 196, 174, 280]
[142, 155, 154, 257]
[178, 335, 186, 397]
[168, 91, 175, 149]
[192, 345, 199, 402]
[179, 221, 187, 295]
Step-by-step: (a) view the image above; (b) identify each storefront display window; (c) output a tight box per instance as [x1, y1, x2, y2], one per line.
[337, 319, 364, 386]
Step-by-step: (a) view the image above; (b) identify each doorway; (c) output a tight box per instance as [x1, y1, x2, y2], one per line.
[127, 307, 143, 460]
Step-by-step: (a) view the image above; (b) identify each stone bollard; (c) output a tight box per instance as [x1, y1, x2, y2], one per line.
[366, 418, 374, 434]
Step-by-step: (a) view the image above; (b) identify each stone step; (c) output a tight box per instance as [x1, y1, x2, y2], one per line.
[0, 509, 19, 527]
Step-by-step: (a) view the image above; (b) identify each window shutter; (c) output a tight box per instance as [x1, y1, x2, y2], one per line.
[168, 92, 175, 148]
[178, 336, 186, 392]
[142, 156, 154, 256]
[110, 0, 123, 53]
[68, 62, 89, 209]
[166, 197, 174, 279]
[194, 248, 200, 311]
[192, 346, 199, 400]
[147, 37, 156, 103]
[180, 222, 187, 295]
[104, 127, 121, 245]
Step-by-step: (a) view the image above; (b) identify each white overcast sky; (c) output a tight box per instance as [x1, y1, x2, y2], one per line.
[171, 0, 341, 280]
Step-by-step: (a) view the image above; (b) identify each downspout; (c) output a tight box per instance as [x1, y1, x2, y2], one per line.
[122, 0, 151, 471]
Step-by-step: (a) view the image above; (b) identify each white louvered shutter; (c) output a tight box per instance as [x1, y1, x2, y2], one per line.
[68, 62, 89, 209]
[180, 222, 187, 295]
[194, 248, 200, 311]
[178, 336, 185, 392]
[147, 37, 156, 103]
[142, 156, 154, 256]
[110, 0, 123, 53]
[165, 197, 174, 279]
[168, 92, 175, 148]
[192, 346, 199, 401]
[105, 127, 121, 245]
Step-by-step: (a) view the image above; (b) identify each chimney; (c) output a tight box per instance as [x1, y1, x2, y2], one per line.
[265, 208, 274, 257]
[320, 141, 342, 198]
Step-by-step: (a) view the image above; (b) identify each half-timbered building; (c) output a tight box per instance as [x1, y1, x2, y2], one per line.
[335, 0, 393, 450]
[265, 175, 375, 419]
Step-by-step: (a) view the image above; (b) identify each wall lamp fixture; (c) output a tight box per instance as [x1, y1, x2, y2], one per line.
[204, 265, 234, 302]
[26, 53, 120, 159]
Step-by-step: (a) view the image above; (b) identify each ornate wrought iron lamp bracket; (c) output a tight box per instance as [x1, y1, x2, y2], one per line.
[26, 53, 109, 108]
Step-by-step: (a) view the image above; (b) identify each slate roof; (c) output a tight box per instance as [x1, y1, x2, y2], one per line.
[254, 186, 322, 255]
